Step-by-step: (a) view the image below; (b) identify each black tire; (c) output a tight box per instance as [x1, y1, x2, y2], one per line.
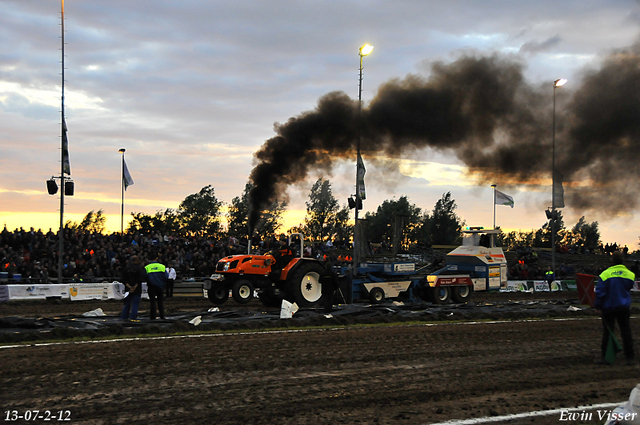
[414, 283, 433, 303]
[369, 287, 385, 304]
[207, 283, 229, 305]
[451, 285, 473, 303]
[232, 279, 254, 304]
[258, 289, 282, 308]
[432, 286, 451, 304]
[287, 261, 325, 307]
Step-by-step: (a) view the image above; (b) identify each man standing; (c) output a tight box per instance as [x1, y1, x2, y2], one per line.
[120, 255, 145, 320]
[145, 256, 167, 320]
[545, 266, 555, 286]
[594, 251, 635, 365]
[166, 264, 176, 298]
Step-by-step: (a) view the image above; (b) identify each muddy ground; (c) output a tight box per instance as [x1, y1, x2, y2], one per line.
[1, 292, 639, 425]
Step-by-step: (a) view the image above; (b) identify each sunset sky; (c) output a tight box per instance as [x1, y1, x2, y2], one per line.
[2, 1, 640, 249]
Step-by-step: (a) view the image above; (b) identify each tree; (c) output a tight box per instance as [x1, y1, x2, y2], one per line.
[178, 185, 223, 236]
[571, 216, 600, 252]
[332, 205, 352, 244]
[302, 178, 342, 241]
[128, 208, 180, 235]
[228, 182, 287, 240]
[65, 210, 106, 234]
[364, 196, 423, 251]
[226, 183, 252, 239]
[430, 192, 463, 245]
[534, 210, 565, 248]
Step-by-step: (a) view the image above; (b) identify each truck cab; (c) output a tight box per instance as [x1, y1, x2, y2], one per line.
[426, 228, 507, 303]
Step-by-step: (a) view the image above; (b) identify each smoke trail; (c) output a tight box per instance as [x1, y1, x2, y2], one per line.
[248, 46, 640, 233]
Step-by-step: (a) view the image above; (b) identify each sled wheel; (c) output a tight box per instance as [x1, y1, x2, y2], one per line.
[287, 262, 325, 307]
[232, 280, 254, 304]
[369, 287, 385, 304]
[432, 286, 451, 304]
[451, 285, 473, 303]
[207, 283, 229, 305]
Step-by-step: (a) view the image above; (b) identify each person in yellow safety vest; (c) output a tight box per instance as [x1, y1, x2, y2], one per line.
[594, 251, 635, 365]
[145, 256, 167, 320]
[545, 267, 555, 285]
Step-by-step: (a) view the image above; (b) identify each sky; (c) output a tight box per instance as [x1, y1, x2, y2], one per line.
[1, 0, 640, 248]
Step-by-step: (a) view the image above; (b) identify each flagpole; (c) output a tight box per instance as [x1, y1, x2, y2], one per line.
[58, 0, 66, 285]
[119, 148, 126, 234]
[491, 184, 496, 229]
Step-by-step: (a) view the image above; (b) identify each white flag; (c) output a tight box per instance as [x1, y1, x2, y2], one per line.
[553, 171, 565, 209]
[62, 118, 71, 175]
[495, 190, 514, 208]
[357, 153, 366, 200]
[123, 159, 134, 190]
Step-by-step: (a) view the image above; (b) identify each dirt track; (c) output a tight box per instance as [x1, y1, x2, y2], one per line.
[1, 293, 639, 425]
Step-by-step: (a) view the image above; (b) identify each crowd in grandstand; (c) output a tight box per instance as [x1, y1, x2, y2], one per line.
[0, 226, 238, 283]
[0, 226, 347, 283]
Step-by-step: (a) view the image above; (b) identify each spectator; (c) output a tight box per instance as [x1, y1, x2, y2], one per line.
[166, 264, 176, 298]
[594, 251, 635, 365]
[145, 255, 167, 320]
[120, 255, 145, 320]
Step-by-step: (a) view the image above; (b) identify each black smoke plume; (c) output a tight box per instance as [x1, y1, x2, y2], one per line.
[248, 45, 640, 234]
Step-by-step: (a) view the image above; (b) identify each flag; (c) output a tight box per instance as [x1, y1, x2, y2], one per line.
[605, 329, 623, 365]
[495, 190, 514, 208]
[123, 159, 134, 190]
[62, 118, 71, 175]
[553, 171, 565, 209]
[357, 153, 366, 200]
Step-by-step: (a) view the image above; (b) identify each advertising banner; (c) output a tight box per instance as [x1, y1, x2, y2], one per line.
[7, 284, 69, 300]
[504, 281, 531, 292]
[69, 283, 110, 301]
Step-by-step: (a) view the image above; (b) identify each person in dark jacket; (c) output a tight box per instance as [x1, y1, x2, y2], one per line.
[120, 255, 146, 320]
[594, 251, 636, 365]
[322, 259, 339, 314]
[145, 256, 167, 320]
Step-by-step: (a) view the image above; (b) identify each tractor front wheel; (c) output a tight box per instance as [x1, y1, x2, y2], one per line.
[232, 280, 254, 304]
[207, 282, 229, 305]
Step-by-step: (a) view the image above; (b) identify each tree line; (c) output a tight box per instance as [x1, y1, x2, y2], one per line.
[67, 179, 605, 253]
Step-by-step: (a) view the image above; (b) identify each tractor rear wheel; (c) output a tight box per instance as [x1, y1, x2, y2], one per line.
[287, 262, 325, 307]
[232, 280, 254, 304]
[451, 285, 473, 303]
[207, 282, 229, 305]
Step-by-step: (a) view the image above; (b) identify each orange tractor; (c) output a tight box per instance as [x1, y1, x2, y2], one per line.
[203, 234, 333, 308]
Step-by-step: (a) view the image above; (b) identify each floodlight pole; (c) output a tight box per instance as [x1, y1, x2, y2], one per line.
[551, 78, 566, 280]
[491, 184, 497, 229]
[353, 44, 372, 276]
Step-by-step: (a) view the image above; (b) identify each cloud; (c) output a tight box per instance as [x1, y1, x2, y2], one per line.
[2, 0, 640, 246]
[519, 35, 562, 55]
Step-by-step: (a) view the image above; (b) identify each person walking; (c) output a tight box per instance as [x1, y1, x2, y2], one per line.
[594, 250, 636, 365]
[120, 255, 145, 320]
[145, 256, 167, 320]
[322, 257, 339, 313]
[166, 264, 176, 298]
